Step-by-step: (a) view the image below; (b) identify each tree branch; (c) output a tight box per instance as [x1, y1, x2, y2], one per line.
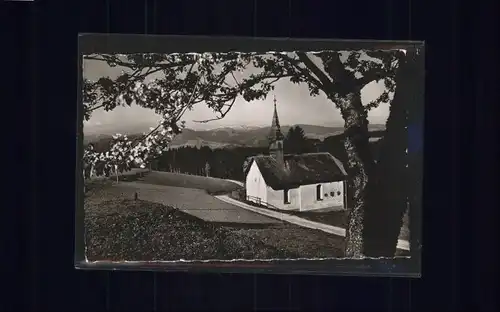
[295, 52, 334, 89]
[88, 102, 106, 112]
[355, 70, 388, 88]
[84, 67, 164, 115]
[192, 97, 238, 123]
[230, 72, 240, 86]
[355, 52, 402, 88]
[318, 52, 359, 88]
[83, 55, 193, 70]
[274, 53, 323, 90]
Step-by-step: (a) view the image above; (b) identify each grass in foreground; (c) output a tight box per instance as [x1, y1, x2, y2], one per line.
[85, 199, 291, 261]
[84, 189, 345, 261]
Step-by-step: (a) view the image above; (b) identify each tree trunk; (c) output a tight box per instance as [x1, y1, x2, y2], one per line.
[340, 91, 376, 258]
[363, 51, 420, 257]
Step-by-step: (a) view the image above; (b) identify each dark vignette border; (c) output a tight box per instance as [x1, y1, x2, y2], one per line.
[75, 34, 424, 278]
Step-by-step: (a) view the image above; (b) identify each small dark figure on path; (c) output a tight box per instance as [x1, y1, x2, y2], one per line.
[134, 192, 138, 201]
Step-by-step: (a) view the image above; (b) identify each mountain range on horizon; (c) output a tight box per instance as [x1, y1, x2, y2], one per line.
[83, 120, 348, 136]
[83, 123, 386, 149]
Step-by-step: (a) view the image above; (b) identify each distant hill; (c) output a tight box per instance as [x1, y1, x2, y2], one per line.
[167, 124, 385, 148]
[83, 120, 158, 145]
[84, 124, 386, 151]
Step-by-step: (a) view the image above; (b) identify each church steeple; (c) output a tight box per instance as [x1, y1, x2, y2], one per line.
[268, 96, 285, 166]
[269, 96, 284, 142]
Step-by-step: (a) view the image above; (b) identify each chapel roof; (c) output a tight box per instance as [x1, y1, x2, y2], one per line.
[245, 152, 348, 190]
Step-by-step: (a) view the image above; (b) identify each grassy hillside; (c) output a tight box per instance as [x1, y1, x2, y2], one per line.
[85, 197, 292, 261]
[138, 171, 242, 195]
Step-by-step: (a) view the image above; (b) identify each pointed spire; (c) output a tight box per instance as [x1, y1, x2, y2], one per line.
[269, 95, 284, 142]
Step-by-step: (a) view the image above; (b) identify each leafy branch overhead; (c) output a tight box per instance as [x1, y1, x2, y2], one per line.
[83, 50, 404, 123]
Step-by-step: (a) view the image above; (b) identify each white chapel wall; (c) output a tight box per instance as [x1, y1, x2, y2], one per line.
[245, 161, 267, 205]
[266, 186, 301, 211]
[299, 181, 345, 211]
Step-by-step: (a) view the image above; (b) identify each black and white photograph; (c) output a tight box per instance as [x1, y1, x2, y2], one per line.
[79, 37, 423, 269]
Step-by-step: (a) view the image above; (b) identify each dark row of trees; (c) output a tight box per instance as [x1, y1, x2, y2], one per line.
[149, 125, 384, 183]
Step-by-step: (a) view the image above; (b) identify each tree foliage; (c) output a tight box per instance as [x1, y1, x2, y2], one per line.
[284, 126, 314, 154]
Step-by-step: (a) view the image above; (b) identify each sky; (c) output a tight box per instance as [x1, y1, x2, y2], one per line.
[83, 52, 392, 134]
